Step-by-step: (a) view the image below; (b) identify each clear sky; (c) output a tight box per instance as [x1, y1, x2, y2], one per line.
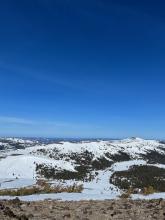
[0, 0, 165, 138]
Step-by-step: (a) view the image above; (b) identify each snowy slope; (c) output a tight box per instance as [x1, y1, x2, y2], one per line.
[0, 155, 75, 179]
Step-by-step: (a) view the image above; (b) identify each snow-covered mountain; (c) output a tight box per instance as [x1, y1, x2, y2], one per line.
[0, 137, 38, 151]
[0, 137, 165, 201]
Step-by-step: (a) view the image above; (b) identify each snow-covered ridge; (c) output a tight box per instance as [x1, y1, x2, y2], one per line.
[0, 137, 37, 144]
[26, 137, 165, 160]
[1, 137, 165, 161]
[1, 137, 34, 144]
[0, 137, 39, 151]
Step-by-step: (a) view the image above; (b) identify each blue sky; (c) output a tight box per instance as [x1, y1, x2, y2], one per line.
[0, 0, 165, 138]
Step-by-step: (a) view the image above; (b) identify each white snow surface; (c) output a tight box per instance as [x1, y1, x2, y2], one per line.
[131, 192, 165, 200]
[0, 179, 35, 190]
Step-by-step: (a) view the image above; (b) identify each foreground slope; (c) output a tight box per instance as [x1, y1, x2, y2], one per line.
[0, 199, 165, 220]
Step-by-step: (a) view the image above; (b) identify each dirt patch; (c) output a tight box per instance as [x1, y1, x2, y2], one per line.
[0, 198, 165, 219]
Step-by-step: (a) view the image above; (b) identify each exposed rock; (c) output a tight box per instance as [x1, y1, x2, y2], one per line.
[0, 199, 165, 219]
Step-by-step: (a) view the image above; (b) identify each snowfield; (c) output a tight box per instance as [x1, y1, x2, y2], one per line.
[0, 137, 165, 201]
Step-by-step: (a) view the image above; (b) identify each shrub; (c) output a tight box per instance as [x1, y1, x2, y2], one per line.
[143, 186, 155, 195]
[119, 188, 133, 199]
[0, 183, 83, 196]
[120, 192, 131, 199]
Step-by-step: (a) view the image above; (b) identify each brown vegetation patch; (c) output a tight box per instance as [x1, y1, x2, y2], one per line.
[0, 182, 83, 196]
